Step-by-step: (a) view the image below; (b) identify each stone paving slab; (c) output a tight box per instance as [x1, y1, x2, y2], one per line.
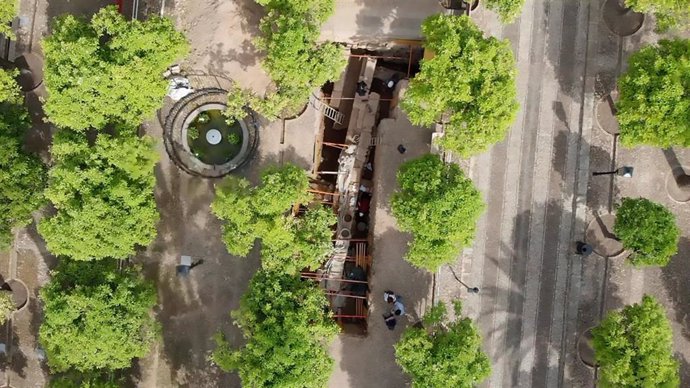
[321, 0, 444, 44]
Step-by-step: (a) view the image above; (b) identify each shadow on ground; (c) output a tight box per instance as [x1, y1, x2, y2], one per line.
[662, 237, 690, 383]
[46, 0, 113, 28]
[333, 227, 431, 388]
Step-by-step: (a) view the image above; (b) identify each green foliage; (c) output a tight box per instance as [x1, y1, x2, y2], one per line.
[255, 0, 345, 118]
[0, 0, 17, 38]
[0, 290, 14, 324]
[211, 270, 338, 388]
[617, 39, 690, 148]
[391, 154, 485, 271]
[395, 302, 491, 388]
[42, 5, 189, 130]
[39, 259, 159, 373]
[592, 295, 679, 388]
[626, 0, 690, 31]
[402, 15, 518, 157]
[253, 165, 311, 215]
[0, 67, 20, 102]
[38, 129, 159, 260]
[211, 164, 335, 273]
[196, 111, 210, 124]
[49, 371, 122, 388]
[227, 132, 240, 145]
[0, 68, 47, 249]
[614, 197, 679, 267]
[187, 125, 199, 141]
[224, 83, 252, 124]
[484, 0, 525, 23]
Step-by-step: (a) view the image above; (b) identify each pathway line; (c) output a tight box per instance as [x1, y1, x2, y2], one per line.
[545, 2, 590, 386]
[516, 0, 563, 384]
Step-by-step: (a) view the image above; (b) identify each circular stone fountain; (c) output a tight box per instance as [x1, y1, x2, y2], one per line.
[164, 89, 258, 178]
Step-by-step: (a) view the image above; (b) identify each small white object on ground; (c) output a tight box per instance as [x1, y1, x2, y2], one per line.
[180, 255, 192, 266]
[167, 76, 193, 101]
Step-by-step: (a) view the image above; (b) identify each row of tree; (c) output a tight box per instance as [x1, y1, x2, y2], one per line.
[386, 9, 686, 387]
[209, 163, 342, 386]
[0, 6, 188, 386]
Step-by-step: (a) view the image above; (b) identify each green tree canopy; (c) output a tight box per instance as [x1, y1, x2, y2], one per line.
[617, 39, 690, 148]
[402, 15, 518, 157]
[484, 0, 525, 23]
[614, 197, 679, 266]
[42, 6, 188, 130]
[626, 0, 690, 31]
[253, 0, 345, 118]
[0, 68, 46, 249]
[211, 270, 338, 388]
[592, 295, 679, 388]
[395, 301, 491, 388]
[49, 371, 122, 388]
[211, 164, 335, 274]
[0, 0, 17, 38]
[38, 129, 159, 260]
[0, 290, 14, 324]
[39, 259, 159, 373]
[391, 154, 485, 271]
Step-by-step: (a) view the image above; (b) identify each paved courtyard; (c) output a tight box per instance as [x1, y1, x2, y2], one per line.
[5, 0, 690, 387]
[322, 0, 443, 43]
[436, 1, 690, 388]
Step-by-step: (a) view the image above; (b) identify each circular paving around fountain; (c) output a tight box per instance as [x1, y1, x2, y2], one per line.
[163, 88, 258, 178]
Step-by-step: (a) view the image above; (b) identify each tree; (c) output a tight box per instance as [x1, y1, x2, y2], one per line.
[614, 197, 679, 266]
[254, 0, 345, 118]
[211, 270, 338, 388]
[391, 154, 485, 271]
[42, 6, 188, 130]
[0, 290, 14, 324]
[0, 68, 46, 249]
[484, 0, 525, 23]
[592, 295, 679, 388]
[626, 0, 690, 31]
[402, 15, 518, 157]
[38, 129, 159, 260]
[211, 164, 335, 274]
[39, 259, 159, 373]
[49, 371, 122, 388]
[617, 39, 690, 148]
[395, 301, 491, 388]
[0, 0, 17, 38]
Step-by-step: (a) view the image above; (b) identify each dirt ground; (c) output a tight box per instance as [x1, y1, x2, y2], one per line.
[327, 104, 434, 388]
[171, 0, 271, 94]
[6, 0, 436, 387]
[133, 77, 318, 387]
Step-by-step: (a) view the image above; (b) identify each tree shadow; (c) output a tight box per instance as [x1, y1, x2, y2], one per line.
[474, 199, 613, 387]
[134, 133, 321, 386]
[662, 147, 687, 173]
[677, 352, 690, 386]
[23, 88, 54, 164]
[661, 237, 690, 342]
[206, 41, 260, 76]
[46, 0, 113, 28]
[348, 0, 440, 43]
[135, 145, 257, 387]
